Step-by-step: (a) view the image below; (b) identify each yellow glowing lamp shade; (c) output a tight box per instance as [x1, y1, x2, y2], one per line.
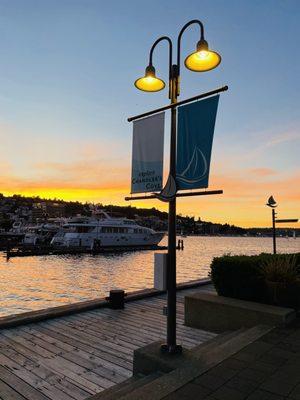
[134, 65, 165, 92]
[185, 39, 221, 72]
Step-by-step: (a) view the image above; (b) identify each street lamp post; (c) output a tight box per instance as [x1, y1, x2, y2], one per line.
[266, 196, 277, 254]
[266, 196, 298, 254]
[134, 20, 221, 353]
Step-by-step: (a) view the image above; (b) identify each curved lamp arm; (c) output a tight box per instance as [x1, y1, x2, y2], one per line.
[177, 19, 204, 75]
[149, 36, 173, 81]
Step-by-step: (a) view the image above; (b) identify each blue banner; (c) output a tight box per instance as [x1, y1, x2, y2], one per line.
[176, 95, 219, 190]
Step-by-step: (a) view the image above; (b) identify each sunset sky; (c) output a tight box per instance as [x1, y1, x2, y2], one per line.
[0, 0, 299, 227]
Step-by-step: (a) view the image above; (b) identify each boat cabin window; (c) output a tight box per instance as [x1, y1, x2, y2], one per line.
[102, 227, 128, 234]
[102, 227, 113, 233]
[75, 226, 93, 233]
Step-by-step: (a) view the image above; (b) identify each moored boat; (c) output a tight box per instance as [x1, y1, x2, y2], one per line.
[51, 211, 165, 249]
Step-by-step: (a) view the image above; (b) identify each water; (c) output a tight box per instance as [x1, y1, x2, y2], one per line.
[0, 236, 299, 317]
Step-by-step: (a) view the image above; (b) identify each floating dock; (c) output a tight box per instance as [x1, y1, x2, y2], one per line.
[5, 241, 184, 259]
[5, 244, 169, 259]
[0, 280, 214, 400]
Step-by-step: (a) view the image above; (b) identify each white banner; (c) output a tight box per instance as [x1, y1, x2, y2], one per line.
[131, 112, 165, 194]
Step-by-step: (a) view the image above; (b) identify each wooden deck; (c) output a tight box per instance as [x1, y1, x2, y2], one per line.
[0, 286, 215, 400]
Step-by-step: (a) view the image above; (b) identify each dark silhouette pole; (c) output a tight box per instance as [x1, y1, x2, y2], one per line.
[272, 208, 276, 254]
[266, 196, 277, 255]
[133, 20, 222, 354]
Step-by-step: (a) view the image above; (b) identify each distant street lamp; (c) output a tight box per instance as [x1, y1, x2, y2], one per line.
[266, 196, 298, 254]
[266, 196, 277, 254]
[134, 20, 222, 354]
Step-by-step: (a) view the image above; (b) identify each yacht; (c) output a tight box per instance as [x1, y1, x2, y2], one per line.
[23, 223, 61, 246]
[51, 211, 165, 249]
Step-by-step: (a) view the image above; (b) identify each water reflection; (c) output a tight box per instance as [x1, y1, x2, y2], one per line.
[0, 236, 299, 316]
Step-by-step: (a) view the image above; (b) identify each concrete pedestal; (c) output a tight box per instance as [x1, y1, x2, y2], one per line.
[133, 341, 192, 375]
[185, 292, 296, 333]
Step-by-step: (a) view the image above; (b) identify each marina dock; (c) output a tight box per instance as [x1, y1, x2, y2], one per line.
[5, 242, 184, 258]
[0, 283, 215, 400]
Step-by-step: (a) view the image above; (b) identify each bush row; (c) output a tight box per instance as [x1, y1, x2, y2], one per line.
[209, 253, 300, 303]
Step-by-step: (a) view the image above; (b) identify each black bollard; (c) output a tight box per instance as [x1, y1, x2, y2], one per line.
[107, 289, 125, 309]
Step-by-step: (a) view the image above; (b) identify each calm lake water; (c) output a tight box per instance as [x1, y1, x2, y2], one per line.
[0, 236, 299, 317]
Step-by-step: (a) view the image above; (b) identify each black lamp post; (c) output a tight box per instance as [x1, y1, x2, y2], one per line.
[266, 196, 278, 254]
[134, 20, 222, 354]
[266, 196, 298, 254]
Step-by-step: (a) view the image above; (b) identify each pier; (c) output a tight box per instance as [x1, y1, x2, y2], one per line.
[5, 243, 185, 259]
[0, 281, 215, 400]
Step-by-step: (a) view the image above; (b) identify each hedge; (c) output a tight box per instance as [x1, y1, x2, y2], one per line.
[210, 253, 300, 303]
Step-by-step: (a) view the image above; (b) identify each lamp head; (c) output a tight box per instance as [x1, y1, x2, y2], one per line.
[185, 38, 221, 72]
[134, 65, 165, 92]
[266, 195, 277, 208]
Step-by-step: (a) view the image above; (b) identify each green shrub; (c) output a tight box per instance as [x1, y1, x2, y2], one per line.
[210, 253, 300, 303]
[262, 254, 299, 284]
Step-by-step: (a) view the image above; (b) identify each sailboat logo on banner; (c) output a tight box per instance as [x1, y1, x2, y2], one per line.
[155, 174, 177, 202]
[176, 95, 219, 191]
[176, 146, 208, 186]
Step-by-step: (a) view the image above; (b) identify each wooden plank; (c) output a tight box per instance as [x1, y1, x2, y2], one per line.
[121, 305, 214, 340]
[79, 316, 196, 350]
[0, 333, 96, 395]
[32, 326, 132, 371]
[62, 351, 129, 383]
[62, 314, 148, 347]
[21, 326, 76, 352]
[66, 349, 131, 379]
[87, 308, 211, 345]
[63, 313, 161, 345]
[0, 378, 26, 400]
[44, 378, 91, 400]
[0, 334, 105, 394]
[0, 364, 52, 400]
[87, 308, 169, 334]
[102, 302, 213, 339]
[1, 331, 54, 359]
[42, 357, 115, 390]
[34, 358, 103, 394]
[0, 353, 80, 400]
[12, 329, 128, 384]
[42, 321, 133, 359]
[20, 326, 131, 379]
[94, 316, 209, 348]
[41, 322, 133, 363]
[58, 318, 139, 351]
[0, 343, 91, 400]
[67, 310, 203, 347]
[14, 330, 68, 356]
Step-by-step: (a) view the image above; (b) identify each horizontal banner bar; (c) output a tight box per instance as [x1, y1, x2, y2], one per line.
[125, 189, 223, 201]
[127, 86, 228, 122]
[276, 219, 298, 223]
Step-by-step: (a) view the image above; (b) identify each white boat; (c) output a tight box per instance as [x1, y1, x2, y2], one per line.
[23, 223, 61, 246]
[51, 211, 165, 249]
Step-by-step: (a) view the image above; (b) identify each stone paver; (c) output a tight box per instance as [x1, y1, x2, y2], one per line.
[247, 389, 285, 399]
[289, 383, 300, 400]
[164, 320, 300, 400]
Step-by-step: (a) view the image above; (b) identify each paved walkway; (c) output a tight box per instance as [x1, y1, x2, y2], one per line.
[165, 320, 300, 400]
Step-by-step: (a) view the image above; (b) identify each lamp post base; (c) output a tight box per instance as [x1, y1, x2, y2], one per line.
[160, 344, 183, 354]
